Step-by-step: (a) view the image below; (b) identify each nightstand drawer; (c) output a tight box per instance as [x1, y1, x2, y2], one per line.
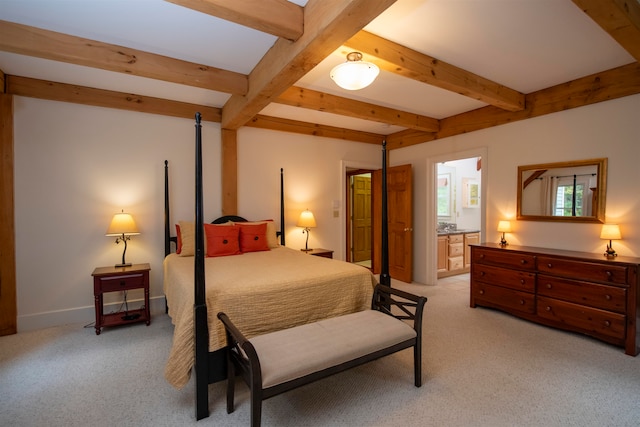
[97, 273, 146, 292]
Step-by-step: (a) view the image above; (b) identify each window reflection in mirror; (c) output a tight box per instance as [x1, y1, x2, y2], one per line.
[517, 158, 607, 223]
[437, 172, 453, 221]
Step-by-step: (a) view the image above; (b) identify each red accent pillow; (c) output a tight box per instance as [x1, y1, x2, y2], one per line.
[237, 222, 270, 253]
[176, 223, 182, 254]
[204, 224, 242, 257]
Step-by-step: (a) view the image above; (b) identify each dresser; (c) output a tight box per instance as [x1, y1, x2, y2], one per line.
[470, 243, 639, 356]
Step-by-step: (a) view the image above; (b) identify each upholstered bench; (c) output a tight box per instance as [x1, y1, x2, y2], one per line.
[217, 284, 427, 427]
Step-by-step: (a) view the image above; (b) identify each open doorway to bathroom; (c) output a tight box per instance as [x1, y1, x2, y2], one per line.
[436, 156, 483, 278]
[346, 168, 373, 269]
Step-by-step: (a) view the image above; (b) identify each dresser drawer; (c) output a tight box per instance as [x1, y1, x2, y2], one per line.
[473, 248, 536, 271]
[537, 256, 628, 285]
[448, 256, 464, 271]
[448, 234, 463, 244]
[472, 264, 536, 292]
[448, 242, 464, 257]
[472, 283, 535, 314]
[537, 296, 626, 341]
[538, 274, 626, 313]
[98, 273, 146, 292]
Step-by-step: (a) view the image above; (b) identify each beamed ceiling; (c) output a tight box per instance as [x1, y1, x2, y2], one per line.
[0, 0, 639, 150]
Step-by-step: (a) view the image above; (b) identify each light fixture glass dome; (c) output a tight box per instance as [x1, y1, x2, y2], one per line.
[330, 52, 379, 90]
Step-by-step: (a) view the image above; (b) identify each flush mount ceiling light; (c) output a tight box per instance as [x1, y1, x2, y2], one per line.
[330, 52, 380, 90]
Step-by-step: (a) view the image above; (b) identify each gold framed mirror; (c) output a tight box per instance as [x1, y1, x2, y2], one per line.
[517, 158, 607, 223]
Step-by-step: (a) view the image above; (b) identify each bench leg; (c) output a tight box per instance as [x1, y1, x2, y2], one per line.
[414, 343, 422, 387]
[226, 352, 236, 414]
[250, 386, 262, 427]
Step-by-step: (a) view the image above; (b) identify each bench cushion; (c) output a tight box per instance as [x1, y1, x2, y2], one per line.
[249, 310, 416, 388]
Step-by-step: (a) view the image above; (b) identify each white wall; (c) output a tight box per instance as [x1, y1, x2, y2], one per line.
[13, 94, 640, 330]
[12, 97, 380, 331]
[391, 94, 640, 285]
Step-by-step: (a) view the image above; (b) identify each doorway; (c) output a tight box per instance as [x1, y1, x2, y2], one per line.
[346, 169, 373, 269]
[426, 148, 487, 285]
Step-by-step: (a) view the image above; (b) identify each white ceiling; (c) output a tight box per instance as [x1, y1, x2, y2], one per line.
[0, 0, 635, 135]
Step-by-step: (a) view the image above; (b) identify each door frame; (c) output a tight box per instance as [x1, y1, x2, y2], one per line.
[341, 160, 379, 262]
[425, 147, 488, 285]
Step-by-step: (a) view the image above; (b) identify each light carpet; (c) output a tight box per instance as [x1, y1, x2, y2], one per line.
[1, 274, 639, 426]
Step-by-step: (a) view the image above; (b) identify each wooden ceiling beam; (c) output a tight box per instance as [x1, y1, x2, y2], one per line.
[6, 75, 223, 122]
[221, 0, 398, 130]
[572, 0, 640, 62]
[276, 86, 439, 132]
[166, 0, 304, 41]
[386, 62, 640, 150]
[0, 20, 248, 95]
[343, 30, 525, 112]
[246, 114, 384, 145]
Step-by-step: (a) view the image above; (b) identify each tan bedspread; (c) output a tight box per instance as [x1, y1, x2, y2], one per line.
[163, 246, 376, 389]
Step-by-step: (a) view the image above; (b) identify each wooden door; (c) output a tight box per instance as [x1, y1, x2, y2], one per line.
[373, 164, 413, 283]
[352, 175, 371, 263]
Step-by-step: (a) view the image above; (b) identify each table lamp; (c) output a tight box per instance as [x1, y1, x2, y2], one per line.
[106, 210, 140, 267]
[297, 209, 316, 252]
[600, 223, 621, 257]
[497, 220, 511, 246]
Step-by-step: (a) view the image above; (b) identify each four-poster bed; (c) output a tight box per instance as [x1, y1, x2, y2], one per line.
[163, 113, 387, 419]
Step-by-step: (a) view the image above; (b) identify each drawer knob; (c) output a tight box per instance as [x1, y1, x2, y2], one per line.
[606, 271, 612, 277]
[605, 295, 612, 301]
[547, 263, 552, 268]
[480, 271, 485, 276]
[604, 320, 611, 327]
[546, 283, 552, 289]
[519, 299, 525, 305]
[520, 259, 526, 264]
[546, 306, 552, 312]
[479, 290, 484, 295]
[520, 279, 525, 285]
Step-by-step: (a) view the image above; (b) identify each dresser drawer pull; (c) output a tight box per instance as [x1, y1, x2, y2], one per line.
[520, 279, 525, 285]
[605, 295, 612, 301]
[606, 271, 612, 277]
[479, 254, 485, 259]
[479, 290, 484, 295]
[546, 283, 552, 289]
[519, 299, 525, 305]
[547, 263, 552, 268]
[520, 259, 527, 265]
[604, 320, 611, 327]
[545, 306, 552, 312]
[480, 271, 485, 276]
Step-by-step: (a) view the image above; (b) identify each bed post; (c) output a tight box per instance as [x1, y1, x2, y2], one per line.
[164, 160, 171, 257]
[193, 113, 209, 420]
[280, 168, 285, 246]
[380, 139, 391, 287]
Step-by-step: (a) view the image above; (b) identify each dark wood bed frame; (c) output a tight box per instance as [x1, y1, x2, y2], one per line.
[164, 113, 390, 420]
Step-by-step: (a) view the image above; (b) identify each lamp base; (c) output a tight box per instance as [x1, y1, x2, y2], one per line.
[300, 248, 313, 252]
[115, 263, 132, 268]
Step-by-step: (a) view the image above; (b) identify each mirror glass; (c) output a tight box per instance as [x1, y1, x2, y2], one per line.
[517, 158, 607, 223]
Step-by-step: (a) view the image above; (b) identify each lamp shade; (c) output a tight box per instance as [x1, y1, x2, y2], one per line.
[106, 212, 140, 236]
[600, 224, 621, 240]
[497, 220, 512, 233]
[297, 210, 316, 228]
[330, 52, 379, 90]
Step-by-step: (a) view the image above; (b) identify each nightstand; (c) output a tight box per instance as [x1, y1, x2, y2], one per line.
[306, 248, 334, 259]
[92, 263, 151, 335]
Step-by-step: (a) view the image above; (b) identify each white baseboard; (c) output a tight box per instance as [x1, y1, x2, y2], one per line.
[17, 296, 167, 332]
